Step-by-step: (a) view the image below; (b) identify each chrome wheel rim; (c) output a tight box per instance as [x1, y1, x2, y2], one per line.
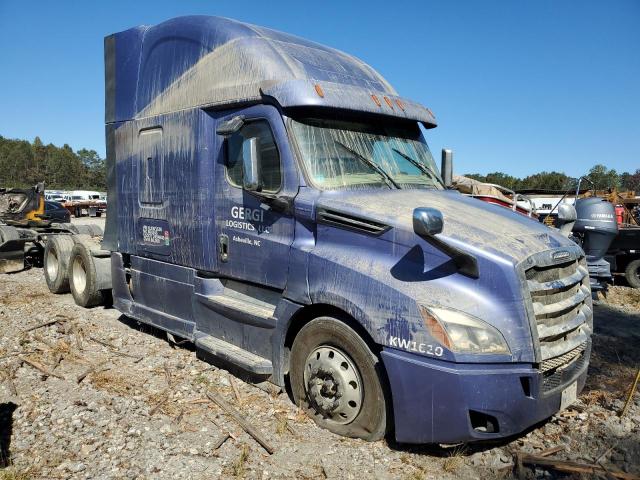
[303, 346, 363, 424]
[72, 257, 87, 294]
[46, 249, 58, 280]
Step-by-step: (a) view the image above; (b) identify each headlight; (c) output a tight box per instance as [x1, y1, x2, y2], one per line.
[420, 306, 510, 355]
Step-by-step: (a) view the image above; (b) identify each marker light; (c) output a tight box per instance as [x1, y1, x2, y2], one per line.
[395, 99, 405, 111]
[314, 84, 324, 98]
[383, 96, 394, 109]
[371, 94, 381, 107]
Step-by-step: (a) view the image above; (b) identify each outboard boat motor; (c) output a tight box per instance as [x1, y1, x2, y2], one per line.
[556, 203, 577, 237]
[572, 197, 618, 293]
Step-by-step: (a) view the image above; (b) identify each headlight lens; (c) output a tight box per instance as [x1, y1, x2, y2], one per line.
[420, 306, 510, 355]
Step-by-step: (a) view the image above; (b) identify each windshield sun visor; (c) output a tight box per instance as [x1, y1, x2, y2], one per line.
[261, 80, 437, 129]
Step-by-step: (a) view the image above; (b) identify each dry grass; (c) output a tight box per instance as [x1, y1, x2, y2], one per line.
[402, 469, 427, 480]
[231, 444, 249, 477]
[276, 415, 287, 435]
[90, 369, 135, 396]
[442, 445, 467, 473]
[0, 468, 31, 480]
[602, 286, 640, 309]
[147, 388, 181, 417]
[582, 389, 611, 407]
[442, 455, 463, 473]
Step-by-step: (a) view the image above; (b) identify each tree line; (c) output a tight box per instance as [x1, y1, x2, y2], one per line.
[0, 134, 638, 194]
[0, 135, 106, 190]
[465, 165, 640, 193]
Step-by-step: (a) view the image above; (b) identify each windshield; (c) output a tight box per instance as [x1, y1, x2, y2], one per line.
[290, 117, 443, 190]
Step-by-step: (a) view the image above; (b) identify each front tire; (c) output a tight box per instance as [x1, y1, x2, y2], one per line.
[625, 259, 640, 289]
[290, 317, 388, 441]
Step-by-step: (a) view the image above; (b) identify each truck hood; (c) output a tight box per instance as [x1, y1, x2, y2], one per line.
[316, 189, 574, 264]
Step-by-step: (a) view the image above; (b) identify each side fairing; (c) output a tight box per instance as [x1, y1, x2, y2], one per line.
[113, 109, 219, 271]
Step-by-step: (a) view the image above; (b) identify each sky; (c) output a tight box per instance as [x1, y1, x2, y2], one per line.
[0, 0, 638, 178]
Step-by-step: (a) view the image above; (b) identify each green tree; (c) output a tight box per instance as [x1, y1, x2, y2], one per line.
[586, 164, 619, 191]
[520, 171, 571, 190]
[0, 136, 106, 190]
[483, 172, 521, 190]
[77, 148, 106, 188]
[620, 170, 640, 192]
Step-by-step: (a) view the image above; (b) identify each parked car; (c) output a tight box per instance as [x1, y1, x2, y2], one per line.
[44, 201, 71, 223]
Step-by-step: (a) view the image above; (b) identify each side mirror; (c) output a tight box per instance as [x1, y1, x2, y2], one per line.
[441, 149, 453, 188]
[216, 115, 245, 136]
[556, 203, 577, 237]
[242, 137, 261, 191]
[413, 207, 444, 237]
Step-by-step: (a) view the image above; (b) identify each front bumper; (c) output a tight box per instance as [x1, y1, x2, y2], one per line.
[381, 343, 590, 444]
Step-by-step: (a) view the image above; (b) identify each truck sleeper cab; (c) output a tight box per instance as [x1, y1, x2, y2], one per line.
[103, 16, 592, 444]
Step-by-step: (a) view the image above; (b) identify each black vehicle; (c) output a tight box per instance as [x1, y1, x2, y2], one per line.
[45, 201, 71, 223]
[606, 227, 640, 288]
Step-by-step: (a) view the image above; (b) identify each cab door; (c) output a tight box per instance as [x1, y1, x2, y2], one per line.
[214, 105, 298, 289]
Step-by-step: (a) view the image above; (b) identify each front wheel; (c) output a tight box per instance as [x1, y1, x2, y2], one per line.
[290, 317, 388, 441]
[625, 259, 640, 289]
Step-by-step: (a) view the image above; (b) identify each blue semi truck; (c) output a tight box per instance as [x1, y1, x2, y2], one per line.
[37, 16, 592, 444]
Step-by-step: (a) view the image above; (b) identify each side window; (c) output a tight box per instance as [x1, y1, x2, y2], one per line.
[139, 128, 163, 204]
[226, 120, 282, 193]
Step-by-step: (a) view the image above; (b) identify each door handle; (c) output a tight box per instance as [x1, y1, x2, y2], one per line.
[219, 234, 229, 262]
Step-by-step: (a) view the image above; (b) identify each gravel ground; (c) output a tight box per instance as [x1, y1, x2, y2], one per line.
[1, 227, 639, 479]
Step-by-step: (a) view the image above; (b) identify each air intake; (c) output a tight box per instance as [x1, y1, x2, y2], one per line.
[317, 208, 390, 236]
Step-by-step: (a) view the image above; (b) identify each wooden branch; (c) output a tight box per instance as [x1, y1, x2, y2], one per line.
[76, 361, 107, 384]
[621, 368, 640, 418]
[0, 350, 38, 361]
[88, 336, 143, 362]
[212, 433, 230, 450]
[229, 376, 242, 404]
[88, 335, 118, 350]
[206, 390, 274, 454]
[23, 318, 63, 333]
[539, 446, 564, 457]
[164, 364, 172, 386]
[110, 350, 144, 362]
[208, 415, 238, 441]
[4, 366, 17, 396]
[20, 356, 64, 380]
[149, 387, 172, 415]
[52, 352, 64, 370]
[518, 453, 639, 480]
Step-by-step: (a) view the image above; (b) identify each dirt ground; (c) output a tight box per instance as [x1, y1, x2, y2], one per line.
[1, 223, 639, 479]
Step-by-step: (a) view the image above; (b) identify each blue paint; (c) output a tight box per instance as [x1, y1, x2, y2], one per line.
[105, 16, 593, 444]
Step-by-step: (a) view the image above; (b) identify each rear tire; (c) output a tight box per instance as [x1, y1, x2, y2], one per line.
[290, 317, 388, 441]
[625, 259, 640, 289]
[68, 243, 107, 307]
[43, 235, 75, 293]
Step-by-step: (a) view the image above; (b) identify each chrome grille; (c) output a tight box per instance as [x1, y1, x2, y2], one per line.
[540, 341, 587, 373]
[525, 254, 592, 364]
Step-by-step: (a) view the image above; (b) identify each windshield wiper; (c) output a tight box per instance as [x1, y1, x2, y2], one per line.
[392, 148, 443, 186]
[334, 141, 399, 189]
